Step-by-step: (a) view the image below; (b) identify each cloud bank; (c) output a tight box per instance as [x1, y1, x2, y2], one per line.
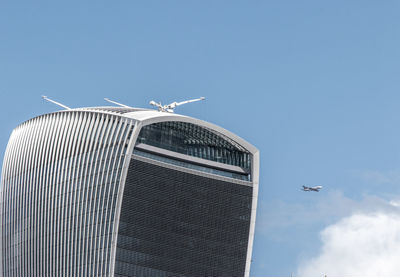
[296, 211, 400, 277]
[257, 190, 394, 235]
[256, 188, 400, 276]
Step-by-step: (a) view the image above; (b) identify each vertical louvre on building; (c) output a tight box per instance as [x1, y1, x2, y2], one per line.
[1, 107, 259, 277]
[0, 111, 135, 276]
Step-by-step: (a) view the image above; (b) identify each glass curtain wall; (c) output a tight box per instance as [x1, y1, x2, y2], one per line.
[115, 158, 252, 277]
[137, 122, 251, 170]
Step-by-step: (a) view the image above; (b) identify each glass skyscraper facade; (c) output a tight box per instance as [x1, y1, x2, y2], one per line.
[0, 107, 259, 277]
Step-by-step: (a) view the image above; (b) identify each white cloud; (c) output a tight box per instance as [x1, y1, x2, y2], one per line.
[360, 168, 400, 189]
[389, 200, 400, 207]
[257, 190, 393, 235]
[256, 189, 400, 276]
[296, 211, 400, 277]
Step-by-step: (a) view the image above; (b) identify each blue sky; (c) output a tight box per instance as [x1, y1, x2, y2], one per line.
[2, 1, 400, 276]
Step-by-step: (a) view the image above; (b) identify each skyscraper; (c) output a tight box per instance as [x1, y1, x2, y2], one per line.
[0, 105, 259, 277]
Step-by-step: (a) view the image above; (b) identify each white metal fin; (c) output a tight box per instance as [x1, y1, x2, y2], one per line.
[42, 96, 71, 110]
[104, 98, 133, 108]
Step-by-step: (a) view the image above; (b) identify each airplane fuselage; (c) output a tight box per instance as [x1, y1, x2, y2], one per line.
[302, 185, 322, 192]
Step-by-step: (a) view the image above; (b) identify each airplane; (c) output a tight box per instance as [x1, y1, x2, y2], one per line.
[302, 185, 322, 192]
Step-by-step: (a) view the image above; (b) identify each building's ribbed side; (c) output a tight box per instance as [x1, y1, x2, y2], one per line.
[0, 111, 134, 276]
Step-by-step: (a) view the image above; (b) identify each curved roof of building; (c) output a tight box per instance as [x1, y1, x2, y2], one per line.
[22, 106, 258, 155]
[82, 106, 151, 114]
[78, 106, 258, 155]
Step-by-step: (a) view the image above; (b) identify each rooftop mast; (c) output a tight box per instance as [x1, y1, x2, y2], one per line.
[104, 98, 133, 108]
[42, 96, 71, 110]
[149, 97, 205, 113]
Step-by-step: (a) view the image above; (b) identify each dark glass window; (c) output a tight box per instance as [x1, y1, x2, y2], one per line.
[133, 149, 250, 181]
[115, 158, 252, 277]
[137, 122, 251, 170]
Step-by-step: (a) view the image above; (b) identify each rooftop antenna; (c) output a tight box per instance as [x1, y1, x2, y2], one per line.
[149, 97, 205, 113]
[104, 98, 133, 108]
[42, 96, 71, 110]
